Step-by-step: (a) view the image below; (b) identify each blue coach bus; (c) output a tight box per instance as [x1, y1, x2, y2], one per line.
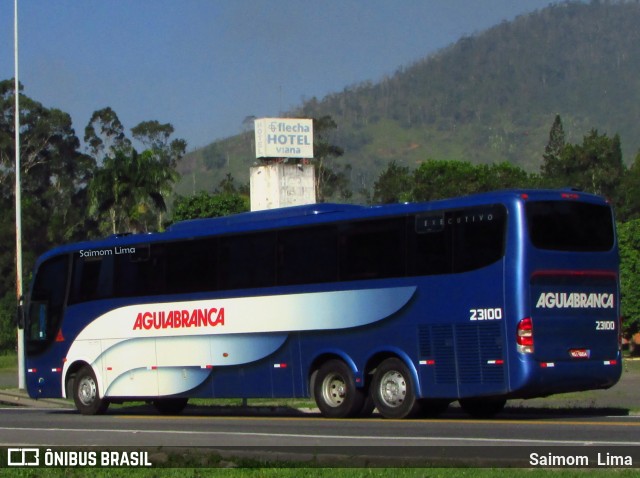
[23, 189, 621, 418]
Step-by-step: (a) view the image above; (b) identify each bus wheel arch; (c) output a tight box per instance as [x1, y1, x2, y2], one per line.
[308, 352, 358, 396]
[69, 363, 109, 415]
[310, 356, 366, 418]
[64, 361, 86, 399]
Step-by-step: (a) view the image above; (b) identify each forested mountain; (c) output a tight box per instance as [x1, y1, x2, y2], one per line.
[176, 1, 640, 197]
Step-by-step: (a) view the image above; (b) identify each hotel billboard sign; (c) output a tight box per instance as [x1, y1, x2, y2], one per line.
[254, 118, 314, 159]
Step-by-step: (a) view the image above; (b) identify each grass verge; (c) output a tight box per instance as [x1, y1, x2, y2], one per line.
[0, 352, 16, 373]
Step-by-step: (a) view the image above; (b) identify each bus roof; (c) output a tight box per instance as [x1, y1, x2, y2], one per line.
[166, 202, 366, 233]
[34, 188, 610, 264]
[166, 188, 608, 233]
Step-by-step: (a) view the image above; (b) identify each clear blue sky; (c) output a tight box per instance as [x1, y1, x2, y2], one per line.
[1, 0, 556, 151]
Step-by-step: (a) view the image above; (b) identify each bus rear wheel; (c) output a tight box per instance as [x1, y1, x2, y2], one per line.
[313, 359, 365, 418]
[73, 365, 109, 415]
[371, 358, 420, 419]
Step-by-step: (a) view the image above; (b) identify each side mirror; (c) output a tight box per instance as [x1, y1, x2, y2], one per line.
[16, 296, 25, 329]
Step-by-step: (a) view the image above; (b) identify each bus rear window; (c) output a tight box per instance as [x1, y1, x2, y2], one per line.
[526, 201, 614, 252]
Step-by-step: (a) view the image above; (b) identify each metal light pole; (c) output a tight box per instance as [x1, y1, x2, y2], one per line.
[14, 0, 25, 390]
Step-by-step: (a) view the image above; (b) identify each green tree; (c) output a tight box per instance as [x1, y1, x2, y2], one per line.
[618, 219, 640, 350]
[405, 159, 534, 203]
[88, 149, 137, 234]
[84, 107, 132, 162]
[89, 149, 179, 234]
[312, 115, 346, 202]
[130, 120, 186, 229]
[411, 159, 482, 201]
[0, 80, 95, 276]
[130, 149, 180, 231]
[131, 120, 187, 169]
[217, 173, 239, 195]
[476, 162, 536, 192]
[579, 131, 624, 201]
[172, 174, 249, 222]
[372, 161, 412, 204]
[617, 150, 640, 222]
[540, 129, 624, 201]
[85, 109, 185, 233]
[172, 191, 248, 221]
[0, 292, 16, 352]
[0, 80, 95, 352]
[541, 114, 566, 178]
[317, 163, 352, 202]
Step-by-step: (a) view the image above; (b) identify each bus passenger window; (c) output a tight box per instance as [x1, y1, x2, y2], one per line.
[69, 255, 114, 303]
[340, 219, 405, 281]
[411, 205, 507, 276]
[452, 206, 506, 273]
[411, 213, 452, 276]
[219, 233, 277, 289]
[278, 226, 338, 285]
[114, 245, 167, 297]
[165, 238, 218, 294]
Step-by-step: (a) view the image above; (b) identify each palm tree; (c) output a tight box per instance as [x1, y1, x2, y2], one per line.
[89, 149, 178, 234]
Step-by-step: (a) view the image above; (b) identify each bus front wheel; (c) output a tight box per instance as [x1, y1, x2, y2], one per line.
[371, 358, 420, 419]
[313, 359, 365, 418]
[73, 366, 109, 415]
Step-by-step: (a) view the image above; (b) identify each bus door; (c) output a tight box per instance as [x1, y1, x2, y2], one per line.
[25, 254, 70, 398]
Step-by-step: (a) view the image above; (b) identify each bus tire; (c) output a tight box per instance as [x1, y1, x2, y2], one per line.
[372, 358, 420, 419]
[459, 398, 506, 418]
[153, 398, 189, 415]
[313, 359, 365, 418]
[73, 365, 109, 415]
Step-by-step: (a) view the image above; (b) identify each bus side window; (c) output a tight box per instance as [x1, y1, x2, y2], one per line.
[278, 226, 338, 285]
[340, 219, 405, 281]
[411, 212, 452, 276]
[219, 233, 277, 290]
[165, 238, 218, 294]
[115, 244, 167, 297]
[452, 206, 507, 273]
[69, 255, 114, 303]
[411, 205, 507, 276]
